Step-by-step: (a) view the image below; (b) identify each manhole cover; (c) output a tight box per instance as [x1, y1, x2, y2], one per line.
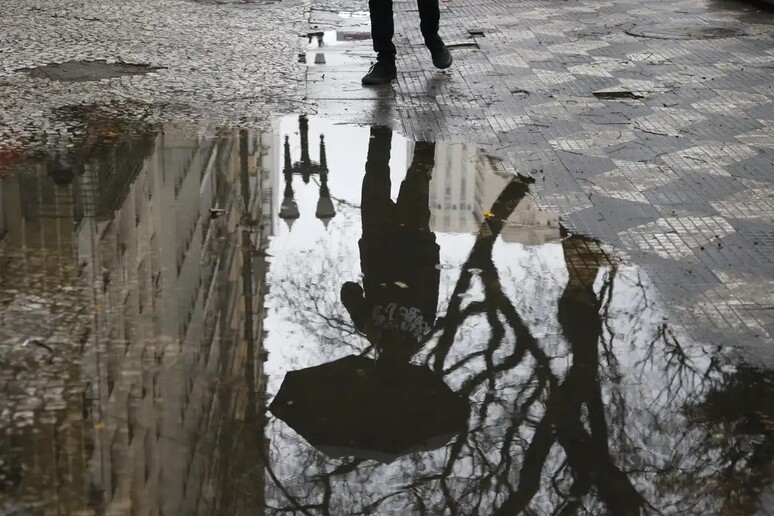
[21, 60, 163, 82]
[626, 23, 746, 40]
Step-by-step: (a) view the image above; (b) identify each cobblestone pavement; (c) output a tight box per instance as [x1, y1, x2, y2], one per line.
[0, 0, 308, 147]
[306, 0, 774, 364]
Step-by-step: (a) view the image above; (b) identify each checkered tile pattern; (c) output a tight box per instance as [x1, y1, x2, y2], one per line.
[307, 0, 774, 357]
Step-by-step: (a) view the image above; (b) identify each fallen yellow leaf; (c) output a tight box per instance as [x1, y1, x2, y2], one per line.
[94, 422, 105, 430]
[106, 130, 117, 138]
[483, 211, 494, 219]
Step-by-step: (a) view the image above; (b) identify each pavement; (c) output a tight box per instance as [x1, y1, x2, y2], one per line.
[304, 0, 774, 365]
[0, 0, 308, 144]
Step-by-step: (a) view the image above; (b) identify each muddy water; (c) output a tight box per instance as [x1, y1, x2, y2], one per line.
[0, 112, 773, 515]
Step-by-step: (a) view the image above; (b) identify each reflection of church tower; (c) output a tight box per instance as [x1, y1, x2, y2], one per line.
[279, 115, 335, 229]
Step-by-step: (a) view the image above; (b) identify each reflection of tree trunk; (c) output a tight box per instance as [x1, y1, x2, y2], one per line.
[558, 238, 643, 515]
[495, 238, 644, 515]
[432, 177, 533, 373]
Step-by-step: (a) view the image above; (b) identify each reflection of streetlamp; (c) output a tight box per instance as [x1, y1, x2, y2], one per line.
[280, 135, 300, 228]
[315, 136, 335, 228]
[280, 115, 336, 229]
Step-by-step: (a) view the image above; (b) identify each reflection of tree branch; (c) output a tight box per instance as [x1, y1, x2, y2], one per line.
[431, 177, 533, 373]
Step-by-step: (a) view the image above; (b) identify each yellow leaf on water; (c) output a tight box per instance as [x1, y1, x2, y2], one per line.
[483, 211, 494, 219]
[106, 130, 117, 138]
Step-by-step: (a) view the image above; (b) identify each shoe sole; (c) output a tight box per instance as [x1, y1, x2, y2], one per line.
[361, 75, 397, 86]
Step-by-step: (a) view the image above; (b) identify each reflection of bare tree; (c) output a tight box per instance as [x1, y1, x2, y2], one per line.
[265, 170, 772, 515]
[271, 237, 368, 356]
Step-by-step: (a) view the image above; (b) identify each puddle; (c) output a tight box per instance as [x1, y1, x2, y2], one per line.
[20, 60, 164, 82]
[302, 50, 371, 67]
[1, 113, 773, 514]
[304, 30, 373, 69]
[307, 29, 371, 48]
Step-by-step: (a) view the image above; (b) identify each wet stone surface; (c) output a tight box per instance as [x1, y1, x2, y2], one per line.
[3, 112, 773, 514]
[626, 22, 748, 40]
[21, 60, 164, 82]
[0, 0, 307, 148]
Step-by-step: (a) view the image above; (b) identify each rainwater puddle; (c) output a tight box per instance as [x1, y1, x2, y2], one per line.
[303, 30, 373, 68]
[0, 112, 773, 514]
[307, 29, 372, 48]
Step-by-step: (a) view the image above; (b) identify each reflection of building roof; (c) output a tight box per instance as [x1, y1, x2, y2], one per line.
[428, 144, 560, 243]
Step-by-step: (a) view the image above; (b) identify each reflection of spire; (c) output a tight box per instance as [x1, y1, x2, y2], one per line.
[315, 135, 335, 228]
[319, 134, 327, 171]
[299, 115, 311, 182]
[283, 134, 292, 172]
[280, 135, 299, 229]
[279, 117, 337, 229]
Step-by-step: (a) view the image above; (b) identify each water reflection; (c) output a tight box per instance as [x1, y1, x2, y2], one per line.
[0, 108, 269, 515]
[0, 113, 773, 515]
[264, 117, 774, 515]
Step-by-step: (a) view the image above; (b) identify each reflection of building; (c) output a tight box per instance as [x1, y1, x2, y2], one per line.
[0, 115, 271, 515]
[427, 143, 559, 244]
[428, 143, 478, 233]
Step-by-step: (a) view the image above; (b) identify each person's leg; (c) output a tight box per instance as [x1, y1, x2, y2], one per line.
[417, 0, 441, 50]
[369, 0, 396, 63]
[417, 0, 452, 69]
[363, 0, 398, 85]
[396, 142, 434, 232]
[362, 126, 395, 237]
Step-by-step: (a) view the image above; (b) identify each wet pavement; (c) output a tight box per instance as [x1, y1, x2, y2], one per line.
[1, 0, 774, 513]
[1, 113, 773, 514]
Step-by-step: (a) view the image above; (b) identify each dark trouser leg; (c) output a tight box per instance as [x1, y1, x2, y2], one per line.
[397, 142, 435, 232]
[362, 126, 395, 237]
[369, 0, 396, 62]
[417, 0, 442, 50]
[396, 142, 440, 328]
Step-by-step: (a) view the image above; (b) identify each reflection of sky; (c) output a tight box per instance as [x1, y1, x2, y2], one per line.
[262, 120, 760, 515]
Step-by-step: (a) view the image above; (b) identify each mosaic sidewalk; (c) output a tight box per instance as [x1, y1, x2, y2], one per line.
[305, 0, 774, 363]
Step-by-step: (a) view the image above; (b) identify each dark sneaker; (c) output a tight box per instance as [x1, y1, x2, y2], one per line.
[431, 44, 453, 69]
[362, 61, 397, 85]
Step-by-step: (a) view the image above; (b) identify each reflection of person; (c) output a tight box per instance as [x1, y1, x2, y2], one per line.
[362, 0, 452, 85]
[341, 126, 440, 364]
